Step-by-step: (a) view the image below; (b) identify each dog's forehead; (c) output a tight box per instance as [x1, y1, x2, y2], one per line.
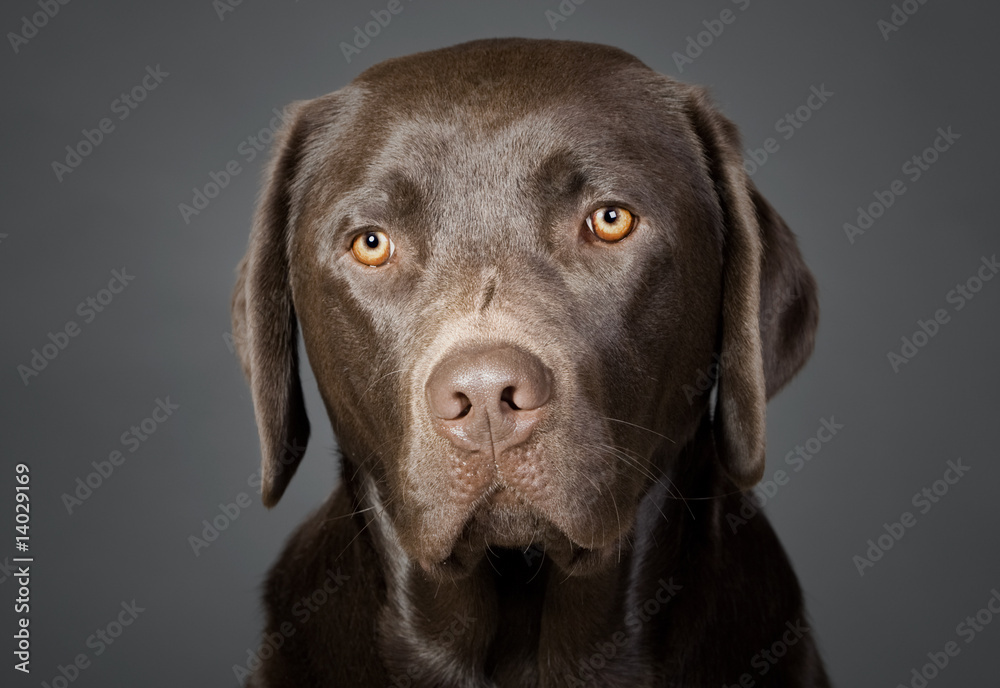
[353, 38, 653, 112]
[349, 38, 688, 153]
[355, 110, 640, 217]
[317, 40, 702, 238]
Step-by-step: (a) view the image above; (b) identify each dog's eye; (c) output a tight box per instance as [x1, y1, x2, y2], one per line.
[586, 207, 636, 242]
[351, 230, 394, 266]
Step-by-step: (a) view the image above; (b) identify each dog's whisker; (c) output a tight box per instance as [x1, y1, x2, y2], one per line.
[349, 434, 406, 482]
[597, 443, 661, 485]
[331, 481, 405, 562]
[594, 442, 697, 522]
[674, 487, 751, 501]
[319, 487, 399, 527]
[601, 416, 676, 444]
[358, 367, 407, 404]
[609, 488, 622, 564]
[596, 443, 667, 503]
[320, 504, 379, 522]
[659, 472, 696, 521]
[601, 442, 682, 507]
[334, 507, 380, 563]
[484, 541, 504, 577]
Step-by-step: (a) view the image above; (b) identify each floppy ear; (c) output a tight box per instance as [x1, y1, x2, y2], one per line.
[231, 102, 312, 507]
[685, 87, 818, 489]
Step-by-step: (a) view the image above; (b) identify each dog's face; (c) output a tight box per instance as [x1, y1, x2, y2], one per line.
[232, 39, 817, 578]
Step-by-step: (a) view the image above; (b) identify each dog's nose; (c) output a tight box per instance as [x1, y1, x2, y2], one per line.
[425, 345, 552, 451]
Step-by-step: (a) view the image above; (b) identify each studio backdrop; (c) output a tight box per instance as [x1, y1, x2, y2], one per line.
[1, 0, 997, 686]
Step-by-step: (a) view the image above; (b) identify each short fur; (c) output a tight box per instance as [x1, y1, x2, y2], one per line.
[232, 38, 827, 687]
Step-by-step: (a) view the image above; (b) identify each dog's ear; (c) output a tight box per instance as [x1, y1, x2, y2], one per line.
[231, 102, 313, 507]
[684, 86, 818, 489]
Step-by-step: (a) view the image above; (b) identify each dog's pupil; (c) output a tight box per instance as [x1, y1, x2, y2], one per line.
[366, 233, 379, 249]
[604, 209, 619, 224]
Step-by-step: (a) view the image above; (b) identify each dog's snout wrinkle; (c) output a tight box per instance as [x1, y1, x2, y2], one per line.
[477, 276, 498, 313]
[425, 345, 551, 454]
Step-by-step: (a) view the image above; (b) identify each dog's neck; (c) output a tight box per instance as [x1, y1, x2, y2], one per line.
[352, 429, 720, 688]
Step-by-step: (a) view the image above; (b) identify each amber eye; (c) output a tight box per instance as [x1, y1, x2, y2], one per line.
[351, 230, 394, 266]
[586, 207, 636, 242]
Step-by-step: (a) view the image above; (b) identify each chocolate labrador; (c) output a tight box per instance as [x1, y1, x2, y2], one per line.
[231, 38, 830, 687]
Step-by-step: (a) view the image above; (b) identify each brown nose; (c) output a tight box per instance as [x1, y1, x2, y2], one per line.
[425, 345, 552, 452]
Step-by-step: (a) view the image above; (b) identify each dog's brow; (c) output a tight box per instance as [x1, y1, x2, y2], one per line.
[332, 172, 427, 232]
[529, 150, 592, 206]
[375, 170, 426, 217]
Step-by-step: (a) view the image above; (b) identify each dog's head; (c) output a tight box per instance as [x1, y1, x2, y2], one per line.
[232, 39, 817, 577]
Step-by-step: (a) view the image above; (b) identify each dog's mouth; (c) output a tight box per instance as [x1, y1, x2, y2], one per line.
[465, 485, 546, 547]
[415, 484, 627, 580]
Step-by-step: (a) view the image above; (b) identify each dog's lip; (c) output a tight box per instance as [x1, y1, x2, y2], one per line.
[486, 484, 522, 506]
[415, 485, 615, 576]
[408, 467, 639, 578]
[466, 485, 540, 541]
[416, 531, 612, 579]
[412, 486, 539, 572]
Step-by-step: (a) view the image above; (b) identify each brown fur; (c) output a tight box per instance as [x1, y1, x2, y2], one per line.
[232, 38, 827, 687]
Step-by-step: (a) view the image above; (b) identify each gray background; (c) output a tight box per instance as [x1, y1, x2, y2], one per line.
[1, 0, 998, 685]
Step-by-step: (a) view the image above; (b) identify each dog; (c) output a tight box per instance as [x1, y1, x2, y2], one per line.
[231, 38, 830, 687]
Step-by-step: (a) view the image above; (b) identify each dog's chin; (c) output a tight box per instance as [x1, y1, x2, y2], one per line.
[415, 489, 629, 582]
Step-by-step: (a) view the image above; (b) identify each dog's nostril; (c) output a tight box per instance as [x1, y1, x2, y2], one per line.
[455, 394, 472, 419]
[500, 386, 520, 411]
